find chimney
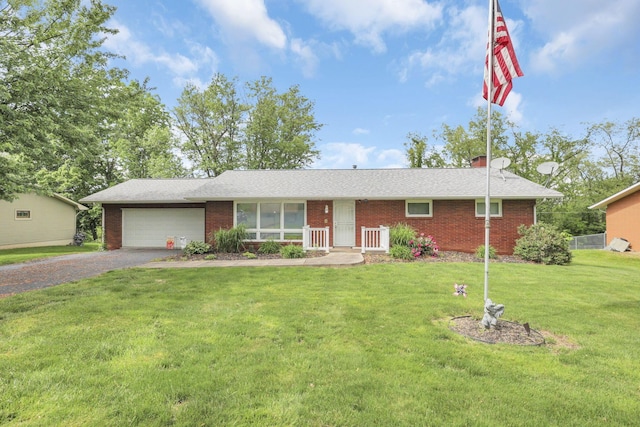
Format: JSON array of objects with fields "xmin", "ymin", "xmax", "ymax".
[{"xmin": 471, "ymin": 155, "xmax": 487, "ymax": 168}]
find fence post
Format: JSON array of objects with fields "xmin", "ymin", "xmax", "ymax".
[
  {"xmin": 302, "ymin": 225, "xmax": 309, "ymax": 252},
  {"xmin": 324, "ymin": 226, "xmax": 330, "ymax": 253},
  {"xmin": 381, "ymin": 225, "xmax": 390, "ymax": 253}
]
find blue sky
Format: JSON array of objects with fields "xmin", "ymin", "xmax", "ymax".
[{"xmin": 103, "ymin": 0, "xmax": 640, "ymax": 169}]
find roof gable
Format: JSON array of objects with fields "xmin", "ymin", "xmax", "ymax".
[{"xmin": 589, "ymin": 181, "xmax": 640, "ymax": 209}]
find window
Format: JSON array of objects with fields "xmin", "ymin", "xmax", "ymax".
[
  {"xmin": 235, "ymin": 201, "xmax": 306, "ymax": 241},
  {"xmin": 406, "ymin": 200, "xmax": 432, "ymax": 217},
  {"xmin": 15, "ymin": 210, "xmax": 31, "ymax": 220},
  {"xmin": 476, "ymin": 199, "xmax": 502, "ymax": 217}
]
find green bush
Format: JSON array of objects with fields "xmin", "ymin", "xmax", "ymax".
[
  {"xmin": 258, "ymin": 239, "xmax": 281, "ymax": 254},
  {"xmin": 389, "ymin": 245, "xmax": 414, "ymax": 260},
  {"xmin": 475, "ymin": 245, "xmax": 497, "ymax": 259},
  {"xmin": 280, "ymin": 244, "xmax": 305, "ymax": 259},
  {"xmin": 390, "ymin": 223, "xmax": 416, "ymax": 247},
  {"xmin": 183, "ymin": 241, "xmax": 211, "ymax": 256},
  {"xmin": 204, "ymin": 254, "xmax": 217, "ymax": 260},
  {"xmin": 242, "ymin": 251, "xmax": 257, "ymax": 259},
  {"xmin": 513, "ymin": 223, "xmax": 572, "ymax": 265},
  {"xmin": 210, "ymin": 225, "xmax": 248, "ymax": 253}
]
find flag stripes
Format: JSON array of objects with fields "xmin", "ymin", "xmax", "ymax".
[{"xmin": 483, "ymin": 0, "xmax": 523, "ymax": 106}]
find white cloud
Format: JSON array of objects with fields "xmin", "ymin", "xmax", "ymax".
[
  {"xmin": 290, "ymin": 38, "xmax": 319, "ymax": 78},
  {"xmin": 398, "ymin": 5, "xmax": 488, "ymax": 83},
  {"xmin": 103, "ymin": 20, "xmax": 217, "ymax": 80},
  {"xmin": 300, "ymin": 0, "xmax": 442, "ymax": 53},
  {"xmin": 525, "ymin": 0, "xmax": 640, "ymax": 73},
  {"xmin": 470, "ymin": 90, "xmax": 524, "ymax": 126},
  {"xmin": 352, "ymin": 128, "xmax": 370, "ymax": 135},
  {"xmin": 313, "ymin": 142, "xmax": 406, "ymax": 169},
  {"xmin": 376, "ymin": 149, "xmax": 406, "ymax": 168},
  {"xmin": 313, "ymin": 142, "xmax": 377, "ymax": 169},
  {"xmin": 195, "ymin": 0, "xmax": 287, "ymax": 50}
]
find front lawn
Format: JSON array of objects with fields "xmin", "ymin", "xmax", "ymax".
[
  {"xmin": 0, "ymin": 243, "xmax": 101, "ymax": 266},
  {"xmin": 0, "ymin": 251, "xmax": 639, "ymax": 425}
]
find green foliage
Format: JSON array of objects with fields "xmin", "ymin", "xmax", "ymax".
[
  {"xmin": 475, "ymin": 245, "xmax": 497, "ymax": 259},
  {"xmin": 204, "ymin": 254, "xmax": 217, "ymax": 260},
  {"xmin": 174, "ymin": 74, "xmax": 322, "ymax": 177},
  {"xmin": 242, "ymin": 252, "xmax": 257, "ymax": 259},
  {"xmin": 257, "ymin": 239, "xmax": 281, "ymax": 254},
  {"xmin": 183, "ymin": 241, "xmax": 211, "ymax": 256},
  {"xmin": 389, "ymin": 245, "xmax": 414, "ymax": 260},
  {"xmin": 280, "ymin": 244, "xmax": 305, "ymax": 259},
  {"xmin": 210, "ymin": 225, "xmax": 248, "ymax": 253},
  {"xmin": 513, "ymin": 223, "xmax": 573, "ymax": 265},
  {"xmin": 389, "ymin": 223, "xmax": 417, "ymax": 247}
]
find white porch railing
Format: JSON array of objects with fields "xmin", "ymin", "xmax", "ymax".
[
  {"xmin": 302, "ymin": 226, "xmax": 330, "ymax": 253},
  {"xmin": 361, "ymin": 226, "xmax": 390, "ymax": 254}
]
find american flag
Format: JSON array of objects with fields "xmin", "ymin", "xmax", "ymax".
[{"xmin": 483, "ymin": 0, "xmax": 523, "ymax": 106}]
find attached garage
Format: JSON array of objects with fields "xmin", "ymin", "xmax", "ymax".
[{"xmin": 122, "ymin": 208, "xmax": 205, "ymax": 248}]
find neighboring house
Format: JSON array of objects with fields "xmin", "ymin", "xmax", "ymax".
[
  {"xmin": 589, "ymin": 181, "xmax": 640, "ymax": 251},
  {"xmin": 80, "ymin": 158, "xmax": 562, "ymax": 254},
  {"xmin": 0, "ymin": 193, "xmax": 88, "ymax": 250}
]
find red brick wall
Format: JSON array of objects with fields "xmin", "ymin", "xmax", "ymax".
[
  {"xmin": 102, "ymin": 203, "xmax": 206, "ymax": 250},
  {"xmin": 104, "ymin": 199, "xmax": 535, "ymax": 254},
  {"xmin": 307, "ymin": 200, "xmax": 333, "ymax": 246},
  {"xmin": 205, "ymin": 201, "xmax": 234, "ymax": 243},
  {"xmin": 354, "ymin": 199, "xmax": 534, "ymax": 254}
]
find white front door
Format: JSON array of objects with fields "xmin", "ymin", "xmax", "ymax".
[{"xmin": 334, "ymin": 200, "xmax": 355, "ymax": 247}]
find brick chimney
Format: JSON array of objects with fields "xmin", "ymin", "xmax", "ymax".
[{"xmin": 471, "ymin": 155, "xmax": 487, "ymax": 168}]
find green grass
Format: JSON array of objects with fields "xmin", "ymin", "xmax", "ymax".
[
  {"xmin": 1, "ymin": 251, "xmax": 639, "ymax": 425},
  {"xmin": 0, "ymin": 243, "xmax": 101, "ymax": 266}
]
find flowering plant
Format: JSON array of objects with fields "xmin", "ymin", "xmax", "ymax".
[{"xmin": 408, "ymin": 233, "xmax": 439, "ymax": 258}]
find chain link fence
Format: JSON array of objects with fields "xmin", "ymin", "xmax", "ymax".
[{"xmin": 569, "ymin": 233, "xmax": 607, "ymax": 250}]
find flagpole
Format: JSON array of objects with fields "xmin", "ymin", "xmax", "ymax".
[{"xmin": 484, "ymin": 0, "xmax": 495, "ymax": 302}]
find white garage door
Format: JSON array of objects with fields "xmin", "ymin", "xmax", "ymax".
[{"xmin": 122, "ymin": 208, "xmax": 205, "ymax": 248}]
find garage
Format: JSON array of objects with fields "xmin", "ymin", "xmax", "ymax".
[{"xmin": 122, "ymin": 208, "xmax": 205, "ymax": 248}]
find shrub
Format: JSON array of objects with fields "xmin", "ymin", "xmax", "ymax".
[
  {"xmin": 409, "ymin": 234, "xmax": 439, "ymax": 258},
  {"xmin": 210, "ymin": 225, "xmax": 248, "ymax": 253},
  {"xmin": 280, "ymin": 244, "xmax": 305, "ymax": 259},
  {"xmin": 390, "ymin": 223, "xmax": 416, "ymax": 247},
  {"xmin": 243, "ymin": 251, "xmax": 257, "ymax": 259},
  {"xmin": 475, "ymin": 245, "xmax": 497, "ymax": 259},
  {"xmin": 390, "ymin": 245, "xmax": 414, "ymax": 260},
  {"xmin": 204, "ymin": 254, "xmax": 217, "ymax": 260},
  {"xmin": 258, "ymin": 239, "xmax": 281, "ymax": 254},
  {"xmin": 183, "ymin": 241, "xmax": 211, "ymax": 256},
  {"xmin": 513, "ymin": 223, "xmax": 572, "ymax": 265}
]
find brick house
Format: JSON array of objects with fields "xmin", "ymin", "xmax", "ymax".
[
  {"xmin": 589, "ymin": 181, "xmax": 640, "ymax": 251},
  {"xmin": 80, "ymin": 160, "xmax": 562, "ymax": 254}
]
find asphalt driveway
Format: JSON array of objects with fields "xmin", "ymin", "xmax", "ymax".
[{"xmin": 0, "ymin": 249, "xmax": 179, "ymax": 297}]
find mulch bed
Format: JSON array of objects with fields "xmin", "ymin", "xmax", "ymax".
[
  {"xmin": 448, "ymin": 316, "xmax": 546, "ymax": 345},
  {"xmin": 363, "ymin": 251, "xmax": 531, "ymax": 264}
]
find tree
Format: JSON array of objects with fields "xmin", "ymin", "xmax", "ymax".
[
  {"xmin": 0, "ymin": 0, "xmax": 123, "ymax": 200},
  {"xmin": 174, "ymin": 74, "xmax": 322, "ymax": 176},
  {"xmin": 404, "ymin": 133, "xmax": 445, "ymax": 168},
  {"xmin": 173, "ymin": 74, "xmax": 247, "ymax": 177},
  {"xmin": 244, "ymin": 77, "xmax": 321, "ymax": 170},
  {"xmin": 437, "ymin": 108, "xmax": 509, "ymax": 167},
  {"xmin": 587, "ymin": 118, "xmax": 640, "ymax": 181}
]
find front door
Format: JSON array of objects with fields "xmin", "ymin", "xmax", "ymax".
[{"xmin": 334, "ymin": 200, "xmax": 355, "ymax": 247}]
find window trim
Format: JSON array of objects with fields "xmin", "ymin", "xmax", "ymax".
[
  {"xmin": 475, "ymin": 199, "xmax": 503, "ymax": 217},
  {"xmin": 15, "ymin": 209, "xmax": 32, "ymax": 220},
  {"xmin": 234, "ymin": 200, "xmax": 307, "ymax": 241},
  {"xmin": 405, "ymin": 200, "xmax": 433, "ymax": 218}
]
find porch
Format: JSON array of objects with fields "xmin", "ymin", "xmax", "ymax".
[{"xmin": 302, "ymin": 225, "xmax": 389, "ymax": 254}]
